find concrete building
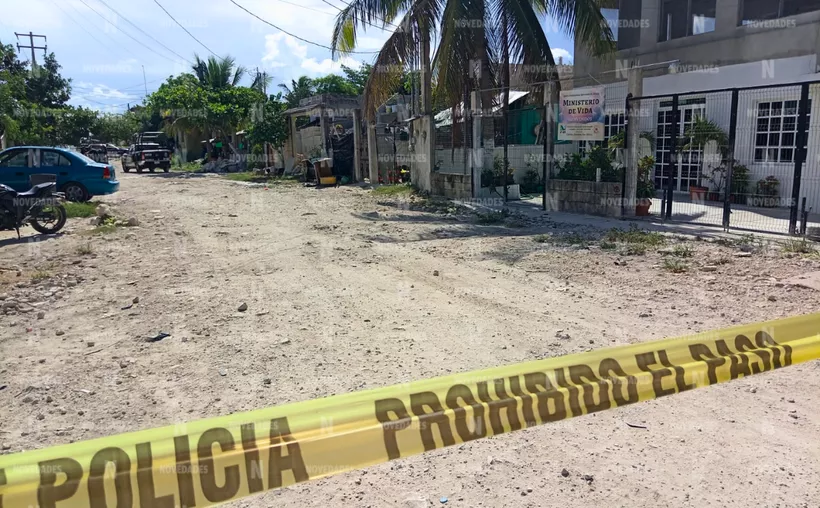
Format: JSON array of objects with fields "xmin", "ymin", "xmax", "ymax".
[
  {"xmin": 283, "ymin": 94, "xmax": 362, "ymax": 181},
  {"xmin": 567, "ymin": 0, "xmax": 820, "ymax": 232}
]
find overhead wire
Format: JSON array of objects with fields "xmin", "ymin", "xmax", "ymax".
[
  {"xmin": 151, "ymin": 0, "xmax": 217, "ymax": 57},
  {"xmin": 75, "ymin": 0, "xmax": 182, "ymax": 64},
  {"xmin": 228, "ymin": 0, "xmax": 381, "ymax": 54},
  {"xmin": 93, "ymin": 0, "xmax": 194, "ymax": 64}
]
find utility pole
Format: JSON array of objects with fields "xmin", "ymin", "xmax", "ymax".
[
  {"xmin": 142, "ymin": 65, "xmax": 148, "ymax": 96},
  {"xmin": 15, "ymin": 32, "xmax": 47, "ymax": 67}
]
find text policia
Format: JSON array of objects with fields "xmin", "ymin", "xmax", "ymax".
[{"xmin": 0, "ymin": 314, "xmax": 818, "ymax": 508}]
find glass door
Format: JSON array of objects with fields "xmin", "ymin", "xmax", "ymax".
[{"xmin": 655, "ymin": 98, "xmax": 706, "ymax": 191}]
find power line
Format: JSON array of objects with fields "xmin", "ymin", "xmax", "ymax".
[
  {"xmin": 228, "ymin": 0, "xmax": 380, "ymax": 54},
  {"xmin": 49, "ymin": 0, "xmax": 123, "ymax": 60},
  {"xmin": 319, "ymin": 0, "xmax": 343, "ymax": 12},
  {"xmin": 331, "ymin": 0, "xmax": 398, "ymax": 29},
  {"xmin": 152, "ymin": 0, "xmax": 217, "ymax": 57},
  {"xmin": 76, "ymin": 0, "xmax": 182, "ymax": 64},
  {"xmin": 62, "ymin": 0, "xmax": 145, "ymax": 63},
  {"xmin": 273, "ymin": 0, "xmax": 336, "ymax": 16},
  {"xmin": 93, "ymin": 0, "xmax": 194, "ymax": 64}
]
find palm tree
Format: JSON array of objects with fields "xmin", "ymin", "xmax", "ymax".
[
  {"xmin": 331, "ymin": 0, "xmax": 615, "ymax": 119},
  {"xmin": 251, "ymin": 70, "xmax": 273, "ymax": 96},
  {"xmin": 192, "ymin": 55, "xmax": 246, "ymax": 89},
  {"xmin": 278, "ymin": 76, "xmax": 315, "ymax": 108}
]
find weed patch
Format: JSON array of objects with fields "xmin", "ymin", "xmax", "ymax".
[
  {"xmin": 372, "ymin": 184, "xmax": 415, "ymax": 196},
  {"xmin": 605, "ymin": 224, "xmax": 665, "ymax": 246},
  {"xmin": 64, "ymin": 202, "xmax": 97, "ymax": 218},
  {"xmin": 663, "ymin": 258, "xmax": 689, "ymax": 273}
]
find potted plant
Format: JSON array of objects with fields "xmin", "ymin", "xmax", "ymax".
[
  {"xmin": 681, "ymin": 117, "xmax": 729, "ymax": 201},
  {"xmin": 730, "ymin": 162, "xmax": 750, "ymax": 205},
  {"xmin": 754, "ymin": 176, "xmax": 780, "ymax": 207},
  {"xmin": 705, "ymin": 163, "xmax": 726, "ymax": 201},
  {"xmin": 636, "ymin": 155, "xmax": 656, "ymax": 216}
]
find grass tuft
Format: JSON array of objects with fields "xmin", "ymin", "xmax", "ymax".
[
  {"xmin": 31, "ymin": 270, "xmax": 51, "ymax": 282},
  {"xmin": 64, "ymin": 202, "xmax": 97, "ymax": 218},
  {"xmin": 605, "ymin": 224, "xmax": 665, "ymax": 247},
  {"xmin": 782, "ymin": 238, "xmax": 816, "ymax": 254},
  {"xmin": 372, "ymin": 184, "xmax": 415, "ymax": 196},
  {"xmin": 76, "ymin": 243, "xmax": 93, "ymax": 256},
  {"xmin": 671, "ymin": 244, "xmax": 694, "ymax": 258},
  {"xmin": 663, "ymin": 258, "xmax": 689, "ymax": 273}
]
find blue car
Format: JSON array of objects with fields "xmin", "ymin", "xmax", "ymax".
[{"xmin": 0, "ymin": 146, "xmax": 119, "ymax": 201}]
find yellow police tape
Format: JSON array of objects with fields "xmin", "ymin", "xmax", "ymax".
[{"xmin": 2, "ymin": 313, "xmax": 820, "ymax": 507}]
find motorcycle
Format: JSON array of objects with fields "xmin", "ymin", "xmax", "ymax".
[{"xmin": 0, "ymin": 182, "xmax": 67, "ymax": 238}]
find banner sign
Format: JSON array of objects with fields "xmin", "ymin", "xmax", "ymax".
[{"xmin": 558, "ymin": 87, "xmax": 606, "ymax": 141}]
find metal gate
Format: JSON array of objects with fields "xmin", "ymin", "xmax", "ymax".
[{"xmin": 627, "ymin": 81, "xmax": 820, "ymax": 235}]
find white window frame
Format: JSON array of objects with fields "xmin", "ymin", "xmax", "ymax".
[
  {"xmin": 753, "ymin": 99, "xmax": 809, "ymax": 164},
  {"xmin": 578, "ymin": 113, "xmax": 626, "ymax": 155}
]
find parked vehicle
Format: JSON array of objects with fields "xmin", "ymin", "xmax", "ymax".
[
  {"xmin": 0, "ymin": 146, "xmax": 119, "ymax": 202},
  {"xmin": 105, "ymin": 143, "xmax": 128, "ymax": 156},
  {"xmin": 81, "ymin": 144, "xmax": 109, "ymax": 164},
  {"xmin": 121, "ymin": 143, "xmax": 172, "ymax": 173},
  {"xmin": 0, "ymin": 180, "xmax": 67, "ymax": 237}
]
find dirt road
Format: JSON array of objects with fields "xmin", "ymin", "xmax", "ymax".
[{"xmin": 2, "ymin": 168, "xmax": 819, "ymax": 507}]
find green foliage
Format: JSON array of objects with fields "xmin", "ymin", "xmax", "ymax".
[
  {"xmin": 147, "ymin": 70, "xmax": 265, "ymax": 141},
  {"xmin": 756, "ymin": 176, "xmax": 780, "ymax": 197},
  {"xmin": 555, "ymin": 146, "xmax": 620, "ymax": 182},
  {"xmin": 246, "ymin": 97, "xmax": 288, "ymax": 155},
  {"xmin": 731, "ymin": 162, "xmax": 750, "ymax": 196},
  {"xmin": 476, "ymin": 210, "xmax": 509, "ymax": 224},
  {"xmin": 341, "ymin": 64, "xmax": 371, "ymax": 94},
  {"xmin": 782, "ymin": 238, "xmax": 816, "ymax": 254},
  {"xmin": 682, "ymin": 117, "xmax": 729, "ymax": 158},
  {"xmin": 669, "ymin": 244, "xmax": 694, "ymax": 258},
  {"xmin": 278, "ymin": 76, "xmax": 315, "ymax": 108},
  {"xmin": 520, "ymin": 167, "xmax": 542, "ymax": 194},
  {"xmin": 372, "ymin": 184, "xmax": 415, "ymax": 196},
  {"xmin": 533, "ymin": 234, "xmax": 552, "ymax": 243},
  {"xmin": 64, "ymin": 202, "xmax": 97, "ymax": 218},
  {"xmin": 605, "ymin": 224, "xmax": 665, "ymax": 246},
  {"xmin": 192, "ymin": 55, "xmax": 246, "ymax": 90},
  {"xmin": 619, "ymin": 243, "xmax": 647, "ymax": 256},
  {"xmin": 481, "ymin": 156, "xmax": 515, "ymax": 188},
  {"xmin": 95, "ymin": 112, "xmax": 141, "ymax": 145},
  {"xmin": 636, "ymin": 155, "xmax": 656, "ymax": 199},
  {"xmin": 313, "ymin": 74, "xmax": 359, "ymax": 96},
  {"xmin": 662, "ymin": 258, "xmax": 689, "ymax": 273}
]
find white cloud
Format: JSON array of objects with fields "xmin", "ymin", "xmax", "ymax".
[
  {"xmin": 263, "ymin": 33, "xmax": 309, "ymax": 69},
  {"xmin": 552, "ymin": 48, "xmax": 573, "ymax": 63},
  {"xmin": 300, "ymin": 56, "xmax": 361, "ymax": 75},
  {"xmin": 73, "ymin": 82, "xmax": 137, "ymax": 101}
]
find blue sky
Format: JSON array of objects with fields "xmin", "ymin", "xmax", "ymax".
[{"xmin": 0, "ymin": 0, "xmax": 575, "ymax": 112}]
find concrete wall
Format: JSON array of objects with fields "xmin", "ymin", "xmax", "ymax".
[
  {"xmin": 575, "ymin": 0, "xmax": 820, "ymax": 82},
  {"xmin": 431, "ymin": 172, "xmax": 472, "ymax": 199},
  {"xmin": 547, "ymin": 180, "xmax": 623, "ymax": 217}
]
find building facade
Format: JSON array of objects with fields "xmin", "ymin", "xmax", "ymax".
[{"xmin": 567, "ymin": 0, "xmax": 820, "ymax": 232}]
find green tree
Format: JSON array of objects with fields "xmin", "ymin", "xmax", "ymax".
[
  {"xmin": 192, "ymin": 55, "xmax": 246, "ymax": 90},
  {"xmin": 278, "ymin": 76, "xmax": 314, "ymax": 108},
  {"xmin": 313, "ymin": 74, "xmax": 359, "ymax": 96},
  {"xmin": 53, "ymin": 106, "xmax": 98, "ymax": 145},
  {"xmin": 25, "ymin": 52, "xmax": 71, "ymax": 108},
  {"xmin": 247, "ymin": 94, "xmax": 289, "ymax": 166},
  {"xmin": 341, "ymin": 64, "xmax": 372, "ymax": 94},
  {"xmin": 95, "ymin": 113, "xmax": 141, "ymax": 144},
  {"xmin": 331, "ymin": 0, "xmax": 614, "ymax": 118}
]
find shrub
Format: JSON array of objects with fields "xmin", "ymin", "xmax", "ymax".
[
  {"xmin": 663, "ymin": 258, "xmax": 689, "ymax": 273},
  {"xmin": 555, "ymin": 146, "xmax": 620, "ymax": 182}
]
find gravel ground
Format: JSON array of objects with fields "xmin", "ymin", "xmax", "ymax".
[{"xmin": 1, "ymin": 166, "xmax": 819, "ymax": 507}]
